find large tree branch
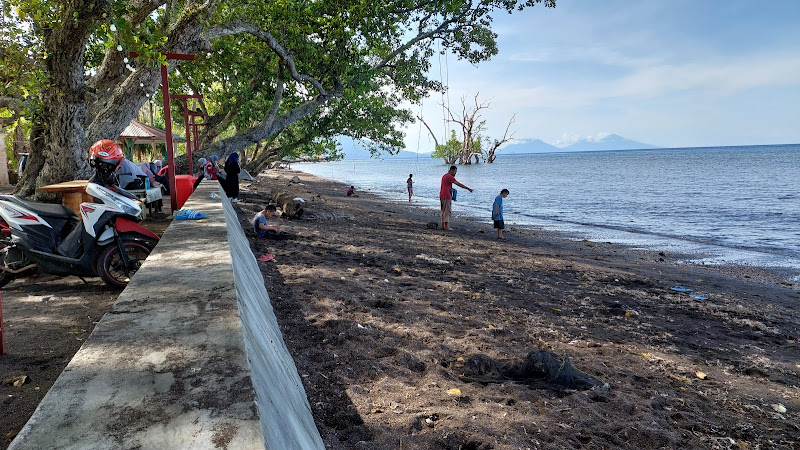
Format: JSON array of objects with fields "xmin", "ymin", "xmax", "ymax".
[
  {"xmin": 374, "ymin": 3, "xmax": 474, "ymax": 71},
  {"xmin": 87, "ymin": 0, "xmax": 218, "ymax": 143},
  {"xmin": 90, "ymin": 1, "xmax": 165, "ymax": 93},
  {"xmin": 203, "ymin": 20, "xmax": 331, "ymax": 97},
  {"xmin": 0, "ymin": 96, "xmax": 23, "ymax": 115},
  {"xmin": 416, "ymin": 115, "xmax": 440, "ymax": 148},
  {"xmin": 204, "ymin": 81, "xmax": 344, "ymax": 159}
]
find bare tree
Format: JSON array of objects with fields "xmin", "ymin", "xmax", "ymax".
[
  {"xmin": 485, "ymin": 114, "xmax": 516, "ymax": 163},
  {"xmin": 419, "ymin": 94, "xmax": 515, "ymax": 165}
]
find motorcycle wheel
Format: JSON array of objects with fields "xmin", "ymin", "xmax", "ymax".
[{"xmin": 96, "ymin": 240, "xmax": 151, "ymax": 288}]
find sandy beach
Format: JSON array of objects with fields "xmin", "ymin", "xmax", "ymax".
[{"xmin": 232, "ymin": 168, "xmax": 799, "ymax": 449}]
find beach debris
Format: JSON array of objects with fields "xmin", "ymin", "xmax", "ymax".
[
  {"xmin": 690, "ymin": 294, "xmax": 707, "ymax": 301},
  {"xmin": 392, "ymin": 266, "xmax": 402, "ymax": 275},
  {"xmin": 416, "ymin": 254, "xmax": 450, "ymax": 265},
  {"xmin": 771, "ymin": 403, "xmax": 787, "ymax": 413},
  {"xmin": 669, "ymin": 374, "xmax": 691, "ymax": 384},
  {"xmin": 695, "ymin": 370, "xmax": 707, "ymax": 380},
  {"xmin": 447, "ymin": 388, "xmax": 462, "ymax": 396},
  {"xmin": 258, "ymin": 254, "xmax": 275, "ymax": 262},
  {"xmin": 425, "ymin": 414, "xmax": 439, "ymax": 427},
  {"xmin": 670, "ymin": 286, "xmax": 693, "ymax": 293},
  {"xmin": 448, "ymin": 351, "xmax": 602, "ymax": 390},
  {"xmin": 426, "ymin": 222, "xmax": 439, "ymax": 229},
  {"xmin": 3, "ymin": 375, "xmax": 29, "ymax": 387}
]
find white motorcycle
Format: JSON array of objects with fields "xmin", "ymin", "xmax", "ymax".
[{"xmin": 0, "ymin": 140, "xmax": 159, "ymax": 288}]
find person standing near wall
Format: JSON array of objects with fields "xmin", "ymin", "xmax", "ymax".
[{"xmin": 222, "ymin": 153, "xmax": 241, "ymax": 203}]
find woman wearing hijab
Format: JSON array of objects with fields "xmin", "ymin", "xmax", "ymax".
[
  {"xmin": 152, "ymin": 160, "xmax": 170, "ymax": 195},
  {"xmin": 222, "ymin": 152, "xmax": 241, "ymax": 202},
  {"xmin": 193, "ymin": 157, "xmax": 208, "ymax": 190},
  {"xmin": 141, "ymin": 162, "xmax": 156, "ymax": 184},
  {"xmin": 208, "ymin": 155, "xmax": 221, "ymax": 180}
]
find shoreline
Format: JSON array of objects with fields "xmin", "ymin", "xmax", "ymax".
[{"xmin": 290, "ymin": 166, "xmax": 800, "ymax": 287}]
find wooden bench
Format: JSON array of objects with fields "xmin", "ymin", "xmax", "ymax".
[{"xmin": 36, "ymin": 180, "xmax": 91, "ymax": 218}]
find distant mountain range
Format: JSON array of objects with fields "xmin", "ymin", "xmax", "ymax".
[
  {"xmin": 337, "ymin": 134, "xmax": 658, "ymax": 159},
  {"xmin": 338, "ymin": 137, "xmax": 430, "ymax": 160},
  {"xmin": 501, "ymin": 134, "xmax": 658, "ymax": 155},
  {"xmin": 499, "ymin": 139, "xmax": 561, "ymax": 154},
  {"xmin": 560, "ymin": 134, "xmax": 659, "ymax": 152}
]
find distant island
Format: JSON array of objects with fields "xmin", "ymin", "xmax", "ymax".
[{"xmin": 337, "ymin": 134, "xmax": 659, "ymax": 160}]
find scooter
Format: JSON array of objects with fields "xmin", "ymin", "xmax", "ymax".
[{"xmin": 0, "ymin": 141, "xmax": 160, "ymax": 288}]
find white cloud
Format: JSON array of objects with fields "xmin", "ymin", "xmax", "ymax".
[
  {"xmin": 555, "ymin": 132, "xmax": 613, "ymax": 147},
  {"xmin": 611, "ymin": 53, "xmax": 800, "ymax": 100},
  {"xmin": 507, "ymin": 45, "xmax": 663, "ymax": 69},
  {"xmin": 462, "ymin": 52, "xmax": 800, "ymax": 114}
]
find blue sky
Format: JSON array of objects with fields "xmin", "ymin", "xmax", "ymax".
[{"xmin": 403, "ymin": 0, "xmax": 800, "ymax": 151}]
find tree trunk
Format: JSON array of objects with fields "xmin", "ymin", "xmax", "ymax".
[
  {"xmin": 269, "ymin": 189, "xmax": 305, "ymax": 219},
  {"xmin": 18, "ymin": 5, "xmax": 99, "ymax": 198}
]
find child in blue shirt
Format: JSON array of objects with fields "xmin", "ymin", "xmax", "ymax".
[
  {"xmin": 253, "ymin": 205, "xmax": 278, "ymax": 237},
  {"xmin": 492, "ymin": 189, "xmax": 509, "ymax": 239}
]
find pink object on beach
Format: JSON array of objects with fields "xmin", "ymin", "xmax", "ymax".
[{"xmin": 258, "ymin": 254, "xmax": 276, "ymax": 262}]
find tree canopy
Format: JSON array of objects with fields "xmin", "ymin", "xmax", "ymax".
[{"xmin": 0, "ymin": 0, "xmax": 556, "ymax": 195}]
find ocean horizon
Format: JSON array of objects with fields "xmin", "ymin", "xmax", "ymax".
[{"xmin": 295, "ymin": 144, "xmax": 800, "ymax": 279}]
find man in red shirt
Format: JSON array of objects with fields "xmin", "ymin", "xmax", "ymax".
[{"xmin": 439, "ymin": 165, "xmax": 473, "ymax": 230}]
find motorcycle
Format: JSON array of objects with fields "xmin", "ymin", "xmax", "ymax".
[{"xmin": 0, "ymin": 140, "xmax": 160, "ymax": 288}]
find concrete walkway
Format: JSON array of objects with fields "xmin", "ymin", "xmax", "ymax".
[{"xmin": 10, "ymin": 182, "xmax": 263, "ymax": 449}]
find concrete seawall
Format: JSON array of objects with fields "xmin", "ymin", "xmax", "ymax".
[{"xmin": 10, "ymin": 181, "xmax": 321, "ymax": 449}]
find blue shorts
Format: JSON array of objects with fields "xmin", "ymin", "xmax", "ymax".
[{"xmin": 493, "ymin": 220, "xmax": 504, "ymax": 230}]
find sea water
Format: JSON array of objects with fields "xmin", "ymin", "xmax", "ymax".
[{"xmin": 295, "ymin": 144, "xmax": 800, "ymax": 275}]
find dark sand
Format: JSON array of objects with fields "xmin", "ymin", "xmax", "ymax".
[{"xmin": 236, "ymin": 168, "xmax": 799, "ymax": 449}]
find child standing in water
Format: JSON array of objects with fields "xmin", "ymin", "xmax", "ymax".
[
  {"xmin": 492, "ymin": 189, "xmax": 509, "ymax": 239},
  {"xmin": 406, "ymin": 174, "xmax": 414, "ymax": 202}
]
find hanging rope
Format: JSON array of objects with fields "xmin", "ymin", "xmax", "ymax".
[
  {"xmin": 437, "ymin": 40, "xmax": 448, "ymax": 144},
  {"xmin": 444, "ymin": 47, "xmax": 451, "ymax": 125},
  {"xmin": 415, "ymin": 99, "xmax": 424, "ymax": 172}
]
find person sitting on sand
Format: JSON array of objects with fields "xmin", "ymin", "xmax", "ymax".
[
  {"xmin": 492, "ymin": 189, "xmax": 509, "ymax": 239},
  {"xmin": 439, "ymin": 165, "xmax": 473, "ymax": 231},
  {"xmin": 347, "ymin": 186, "xmax": 355, "ymax": 197},
  {"xmin": 253, "ymin": 205, "xmax": 281, "ymax": 238},
  {"xmin": 407, "ymin": 174, "xmax": 413, "ymax": 202}
]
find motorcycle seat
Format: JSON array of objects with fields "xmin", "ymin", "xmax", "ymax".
[{"xmin": 5, "ymin": 195, "xmax": 79, "ymax": 220}]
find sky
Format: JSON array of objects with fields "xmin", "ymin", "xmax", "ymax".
[{"xmin": 402, "ymin": 0, "xmax": 800, "ymax": 151}]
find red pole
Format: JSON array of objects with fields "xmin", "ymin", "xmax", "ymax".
[
  {"xmin": 182, "ymin": 99, "xmax": 192, "ymax": 176},
  {"xmin": 160, "ymin": 64, "xmax": 178, "ymax": 213}
]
